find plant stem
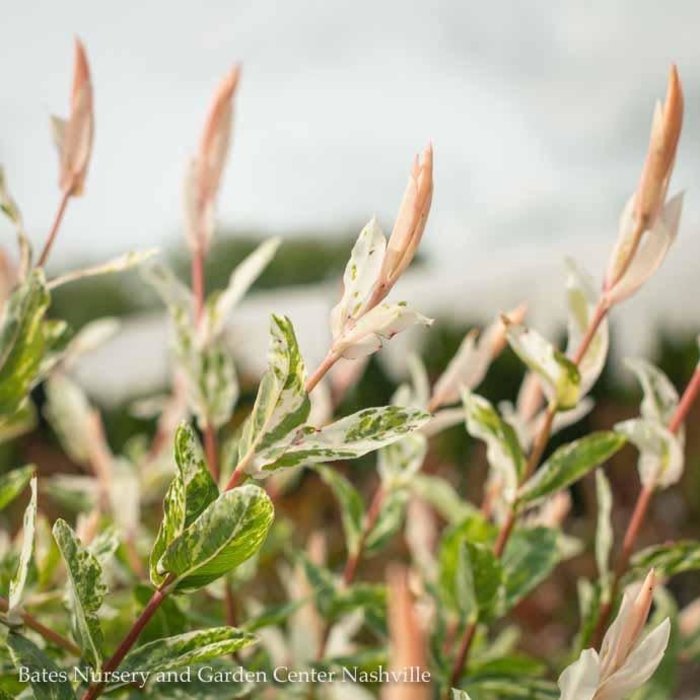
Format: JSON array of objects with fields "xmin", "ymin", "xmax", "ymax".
[
  {"xmin": 447, "ymin": 620, "xmax": 477, "ymax": 695},
  {"xmin": 591, "ymin": 365, "xmax": 700, "ymax": 647},
  {"xmin": 81, "ymin": 579, "xmax": 172, "ymax": 700},
  {"xmin": 0, "ymin": 596, "xmax": 81, "ymax": 656},
  {"xmin": 305, "ymin": 351, "xmax": 340, "ymax": 394},
  {"xmin": 341, "ymin": 487, "xmax": 385, "ymax": 586},
  {"xmin": 37, "ymin": 189, "xmax": 71, "ymax": 268}
]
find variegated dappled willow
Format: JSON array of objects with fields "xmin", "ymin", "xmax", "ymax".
[{"xmin": 0, "ymin": 40, "xmax": 699, "ymax": 700}]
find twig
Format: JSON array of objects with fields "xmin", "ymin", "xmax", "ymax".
[{"xmin": 37, "ymin": 189, "xmax": 71, "ymax": 268}]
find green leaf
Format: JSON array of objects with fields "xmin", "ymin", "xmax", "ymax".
[
  {"xmin": 502, "ymin": 527, "xmax": 559, "ymax": 610},
  {"xmin": 6, "ymin": 633, "xmax": 76, "ymax": 700},
  {"xmin": 7, "ymin": 476, "xmax": 37, "ymax": 619},
  {"xmin": 0, "ymin": 399, "xmax": 37, "ymax": 444},
  {"xmin": 518, "ymin": 432, "xmax": 626, "ymax": 505},
  {"xmin": 52, "ymin": 518, "xmax": 106, "ymax": 669},
  {"xmin": 505, "ymin": 322, "xmax": 581, "ymax": 410},
  {"xmin": 120, "ymin": 627, "xmax": 255, "ymax": 675},
  {"xmin": 463, "ymin": 390, "xmax": 525, "ymax": 502},
  {"xmin": 410, "ymin": 474, "xmax": 480, "ymax": 524},
  {"xmin": 0, "ymin": 464, "xmax": 35, "ymax": 511},
  {"xmin": 150, "ymin": 423, "xmax": 219, "ymax": 587},
  {"xmin": 629, "ymin": 541, "xmax": 700, "ymax": 579},
  {"xmin": 235, "ymin": 315, "xmax": 309, "ymax": 471},
  {"xmin": 317, "ymin": 466, "xmax": 364, "ymax": 556},
  {"xmin": 452, "ymin": 691, "xmax": 473, "ymax": 699},
  {"xmin": 255, "ymin": 405, "xmax": 430, "ymax": 473},
  {"xmin": 158, "ymin": 484, "xmax": 274, "ymax": 592}
]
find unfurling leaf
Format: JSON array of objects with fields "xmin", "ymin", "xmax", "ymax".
[
  {"xmin": 157, "ymin": 484, "xmax": 274, "ymax": 592},
  {"xmin": 462, "ymin": 390, "xmax": 525, "ymax": 503},
  {"xmin": 0, "ymin": 464, "xmax": 35, "ymax": 511},
  {"xmin": 53, "ymin": 518, "xmax": 106, "ymax": 669},
  {"xmin": 7, "ymin": 476, "xmax": 38, "ymax": 622},
  {"xmin": 505, "ymin": 322, "xmax": 580, "ymax": 410},
  {"xmin": 519, "ymin": 432, "xmax": 626, "ymax": 505},
  {"xmin": 615, "ymin": 418, "xmax": 683, "ymax": 489},
  {"xmin": 150, "ymin": 424, "xmax": 219, "ymax": 587},
  {"xmin": 120, "ymin": 627, "xmax": 256, "ymax": 675}
]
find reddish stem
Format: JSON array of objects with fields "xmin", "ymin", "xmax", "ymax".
[
  {"xmin": 448, "ymin": 620, "xmax": 477, "ymax": 692},
  {"xmin": 203, "ymin": 423, "xmax": 219, "ymax": 481},
  {"xmin": 305, "ymin": 352, "xmax": 340, "ymax": 394},
  {"xmin": 37, "ymin": 189, "xmax": 71, "ymax": 268},
  {"xmin": 342, "ymin": 487, "xmax": 385, "ymax": 586}
]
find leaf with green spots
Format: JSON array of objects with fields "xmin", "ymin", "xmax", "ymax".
[
  {"xmin": 158, "ymin": 484, "xmax": 274, "ymax": 592},
  {"xmin": 254, "ymin": 406, "xmax": 429, "ymax": 474},
  {"xmin": 6, "ymin": 633, "xmax": 76, "ymax": 700},
  {"xmin": 0, "ymin": 464, "xmax": 35, "ymax": 511},
  {"xmin": 52, "ymin": 518, "xmax": 106, "ymax": 669},
  {"xmin": 317, "ymin": 466, "xmax": 364, "ymax": 556},
  {"xmin": 518, "ymin": 432, "xmax": 626, "ymax": 505},
  {"xmin": 7, "ymin": 477, "xmax": 37, "ymax": 621},
  {"xmin": 505, "ymin": 321, "xmax": 580, "ymax": 410},
  {"xmin": 235, "ymin": 315, "xmax": 309, "ymax": 472},
  {"xmin": 629, "ymin": 541, "xmax": 700, "ymax": 579},
  {"xmin": 150, "ymin": 423, "xmax": 219, "ymax": 587},
  {"xmin": 120, "ymin": 627, "xmax": 256, "ymax": 675},
  {"xmin": 463, "ymin": 390, "xmax": 525, "ymax": 503},
  {"xmin": 502, "ymin": 527, "xmax": 559, "ymax": 610}
]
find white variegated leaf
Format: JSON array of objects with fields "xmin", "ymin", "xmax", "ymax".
[
  {"xmin": 47, "ymin": 249, "xmax": 158, "ymax": 289},
  {"xmin": 44, "ymin": 373, "xmax": 93, "ymax": 465},
  {"xmin": 505, "ymin": 323, "xmax": 580, "ymax": 410},
  {"xmin": 61, "ymin": 318, "xmax": 121, "ymax": 368},
  {"xmin": 625, "ymin": 358, "xmax": 679, "ymax": 425},
  {"xmin": 7, "ymin": 477, "xmax": 37, "ymax": 622},
  {"xmin": 615, "ymin": 418, "xmax": 684, "ymax": 488},
  {"xmin": 330, "ymin": 218, "xmax": 386, "ymax": 340},
  {"xmin": 565, "ymin": 259, "xmax": 608, "ymax": 397},
  {"xmin": 595, "ymin": 470, "xmax": 613, "ymax": 587},
  {"xmin": 557, "ymin": 648, "xmax": 600, "ymax": 700},
  {"xmin": 420, "ymin": 407, "xmax": 465, "ymax": 437},
  {"xmin": 378, "ymin": 433, "xmax": 427, "ymax": 488},
  {"xmin": 431, "ymin": 329, "xmax": 488, "ymax": 408}
]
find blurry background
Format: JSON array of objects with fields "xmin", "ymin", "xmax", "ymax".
[{"xmin": 2, "ymin": 1, "xmax": 700, "ymax": 688}]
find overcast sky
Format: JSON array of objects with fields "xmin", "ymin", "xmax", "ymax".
[{"xmin": 2, "ymin": 0, "xmax": 700, "ymax": 283}]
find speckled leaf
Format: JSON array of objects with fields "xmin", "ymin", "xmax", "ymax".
[
  {"xmin": 0, "ymin": 464, "xmax": 35, "ymax": 511},
  {"xmin": 121, "ymin": 627, "xmax": 256, "ymax": 675},
  {"xmin": 52, "ymin": 519, "xmax": 106, "ymax": 669},
  {"xmin": 254, "ymin": 406, "xmax": 429, "ymax": 474},
  {"xmin": 6, "ymin": 633, "xmax": 76, "ymax": 700},
  {"xmin": 158, "ymin": 484, "xmax": 274, "ymax": 592},
  {"xmin": 317, "ymin": 465, "xmax": 364, "ymax": 556},
  {"xmin": 615, "ymin": 418, "xmax": 683, "ymax": 489},
  {"xmin": 565, "ymin": 259, "xmax": 608, "ymax": 397},
  {"xmin": 235, "ymin": 315, "xmax": 309, "ymax": 469},
  {"xmin": 7, "ymin": 476, "xmax": 37, "ymax": 620},
  {"xmin": 150, "ymin": 424, "xmax": 219, "ymax": 587},
  {"xmin": 330, "ymin": 218, "xmax": 386, "ymax": 340},
  {"xmin": 463, "ymin": 390, "xmax": 525, "ymax": 503},
  {"xmin": 519, "ymin": 432, "xmax": 626, "ymax": 505},
  {"xmin": 506, "ymin": 322, "xmax": 580, "ymax": 410}
]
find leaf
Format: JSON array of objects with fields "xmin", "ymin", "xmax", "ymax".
[
  {"xmin": 452, "ymin": 691, "xmax": 473, "ymax": 699},
  {"xmin": 6, "ymin": 633, "xmax": 76, "ymax": 700},
  {"xmin": 519, "ymin": 432, "xmax": 626, "ymax": 505},
  {"xmin": 330, "ymin": 218, "xmax": 386, "ymax": 340},
  {"xmin": 47, "ymin": 249, "xmax": 158, "ymax": 289},
  {"xmin": 150, "ymin": 423, "xmax": 219, "ymax": 587},
  {"xmin": 317, "ymin": 465, "xmax": 364, "ymax": 556},
  {"xmin": 253, "ymin": 406, "xmax": 430, "ymax": 474},
  {"xmin": 0, "ymin": 464, "xmax": 35, "ymax": 511},
  {"xmin": 377, "ymin": 433, "xmax": 427, "ymax": 489},
  {"xmin": 565, "ymin": 259, "xmax": 608, "ymax": 397},
  {"xmin": 157, "ymin": 484, "xmax": 274, "ymax": 592},
  {"xmin": 502, "ymin": 527, "xmax": 559, "ymax": 610},
  {"xmin": 331, "ymin": 302, "xmax": 433, "ymax": 360},
  {"xmin": 44, "ymin": 373, "xmax": 93, "ymax": 465},
  {"xmin": 625, "ymin": 358, "xmax": 680, "ymax": 425},
  {"xmin": 630, "ymin": 541, "xmax": 700, "ymax": 579},
  {"xmin": 208, "ymin": 237, "xmax": 281, "ymax": 337},
  {"xmin": 0, "ymin": 399, "xmax": 37, "ymax": 444},
  {"xmin": 52, "ymin": 519, "xmax": 106, "ymax": 669},
  {"xmin": 365, "ymin": 488, "xmax": 408, "ymax": 554},
  {"xmin": 7, "ymin": 477, "xmax": 37, "ymax": 620},
  {"xmin": 235, "ymin": 315, "xmax": 309, "ymax": 469},
  {"xmin": 462, "ymin": 390, "xmax": 525, "ymax": 503},
  {"xmin": 120, "ymin": 627, "xmax": 255, "ymax": 675},
  {"xmin": 595, "ymin": 470, "xmax": 613, "ymax": 587},
  {"xmin": 557, "ymin": 648, "xmax": 600, "ymax": 700},
  {"xmin": 615, "ymin": 418, "xmax": 683, "ymax": 489},
  {"xmin": 134, "ymin": 584, "xmax": 187, "ymax": 644},
  {"xmin": 505, "ymin": 322, "xmax": 580, "ymax": 410},
  {"xmin": 410, "ymin": 474, "xmax": 480, "ymax": 524}
]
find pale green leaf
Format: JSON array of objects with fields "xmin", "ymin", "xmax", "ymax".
[
  {"xmin": 519, "ymin": 432, "xmax": 626, "ymax": 505},
  {"xmin": 317, "ymin": 466, "xmax": 364, "ymax": 556},
  {"xmin": 630, "ymin": 541, "xmax": 700, "ymax": 579},
  {"xmin": 52, "ymin": 519, "xmax": 106, "ymax": 669},
  {"xmin": 6, "ymin": 633, "xmax": 76, "ymax": 700},
  {"xmin": 452, "ymin": 691, "xmax": 473, "ymax": 699},
  {"xmin": 0, "ymin": 398, "xmax": 37, "ymax": 444},
  {"xmin": 158, "ymin": 484, "xmax": 274, "ymax": 592},
  {"xmin": 410, "ymin": 474, "xmax": 480, "ymax": 524},
  {"xmin": 377, "ymin": 433, "xmax": 427, "ymax": 489},
  {"xmin": 365, "ymin": 488, "xmax": 408, "ymax": 554},
  {"xmin": 120, "ymin": 627, "xmax": 256, "ymax": 675},
  {"xmin": 506, "ymin": 322, "xmax": 580, "ymax": 410},
  {"xmin": 595, "ymin": 470, "xmax": 613, "ymax": 586},
  {"xmin": 8, "ymin": 476, "xmax": 38, "ymax": 619},
  {"xmin": 0, "ymin": 464, "xmax": 35, "ymax": 511}
]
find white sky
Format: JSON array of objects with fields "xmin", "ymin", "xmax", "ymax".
[{"xmin": 2, "ymin": 0, "xmax": 700, "ymax": 286}]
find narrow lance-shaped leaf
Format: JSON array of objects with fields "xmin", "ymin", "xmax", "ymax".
[
  {"xmin": 47, "ymin": 249, "xmax": 158, "ymax": 289},
  {"xmin": 150, "ymin": 423, "xmax": 219, "ymax": 587},
  {"xmin": 518, "ymin": 432, "xmax": 626, "ymax": 505},
  {"xmin": 505, "ymin": 322, "xmax": 581, "ymax": 411},
  {"xmin": 120, "ymin": 627, "xmax": 256, "ymax": 675},
  {"xmin": 157, "ymin": 484, "xmax": 274, "ymax": 592},
  {"xmin": 0, "ymin": 464, "xmax": 34, "ymax": 511},
  {"xmin": 595, "ymin": 470, "xmax": 614, "ymax": 591},
  {"xmin": 53, "ymin": 518, "xmax": 106, "ymax": 669},
  {"xmin": 317, "ymin": 465, "xmax": 364, "ymax": 556},
  {"xmin": 630, "ymin": 541, "xmax": 700, "ymax": 579},
  {"xmin": 7, "ymin": 476, "xmax": 38, "ymax": 621}
]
